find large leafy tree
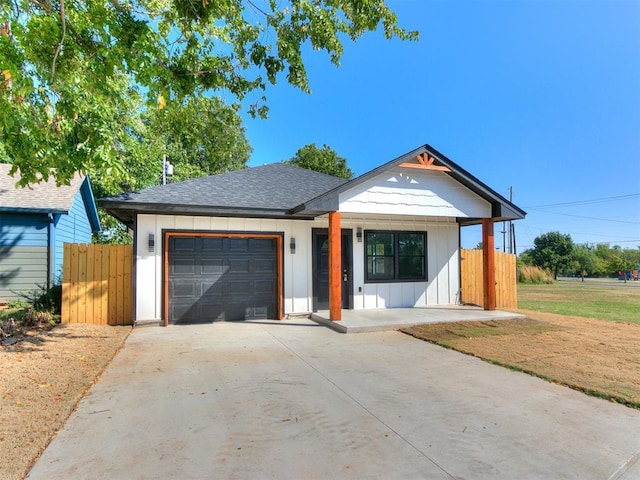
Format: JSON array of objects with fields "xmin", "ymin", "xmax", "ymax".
[
  {"xmin": 147, "ymin": 96, "xmax": 252, "ymax": 182},
  {"xmin": 570, "ymin": 244, "xmax": 599, "ymax": 281},
  {"xmin": 91, "ymin": 95, "xmax": 252, "ymax": 243},
  {"xmin": 606, "ymin": 245, "xmax": 639, "ymax": 282},
  {"xmin": 0, "ymin": 1, "xmax": 417, "ymax": 186},
  {"xmin": 286, "ymin": 142, "xmax": 353, "ymax": 178},
  {"xmin": 529, "ymin": 231, "xmax": 575, "ymax": 280}
]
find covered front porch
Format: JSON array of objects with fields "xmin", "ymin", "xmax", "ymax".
[{"xmin": 310, "ymin": 305, "xmax": 525, "ymax": 333}]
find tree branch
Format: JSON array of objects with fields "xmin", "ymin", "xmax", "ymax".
[
  {"xmin": 50, "ymin": 0, "xmax": 66, "ymax": 81},
  {"xmin": 244, "ymin": 0, "xmax": 270, "ymax": 18},
  {"xmin": 110, "ymin": 0, "xmax": 128, "ymax": 14},
  {"xmin": 0, "ymin": 21, "xmax": 10, "ymax": 36},
  {"xmin": 27, "ymin": 0, "xmax": 48, "ymax": 10}
]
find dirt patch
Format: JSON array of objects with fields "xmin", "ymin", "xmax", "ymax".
[
  {"xmin": 402, "ymin": 310, "xmax": 640, "ymax": 408},
  {"xmin": 0, "ymin": 323, "xmax": 131, "ymax": 480}
]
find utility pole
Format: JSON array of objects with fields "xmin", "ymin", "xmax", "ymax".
[{"xmin": 508, "ymin": 186, "xmax": 514, "ymax": 254}]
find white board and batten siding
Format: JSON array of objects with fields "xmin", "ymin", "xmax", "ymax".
[
  {"xmin": 134, "ymin": 168, "xmax": 491, "ymax": 322},
  {"xmin": 135, "ymin": 214, "xmax": 315, "ymax": 322},
  {"xmin": 336, "ymin": 167, "xmax": 492, "ymax": 309},
  {"xmin": 327, "ymin": 215, "xmax": 460, "ymax": 309}
]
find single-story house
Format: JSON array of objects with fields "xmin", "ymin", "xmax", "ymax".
[
  {"xmin": 99, "ymin": 144, "xmax": 526, "ymax": 326},
  {"xmin": 0, "ymin": 165, "xmax": 101, "ymax": 303}
]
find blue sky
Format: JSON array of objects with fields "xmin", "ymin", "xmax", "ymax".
[{"xmin": 240, "ymin": 0, "xmax": 640, "ymax": 251}]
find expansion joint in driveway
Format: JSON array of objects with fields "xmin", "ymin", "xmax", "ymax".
[
  {"xmin": 265, "ymin": 329, "xmax": 456, "ymax": 480},
  {"xmin": 608, "ymin": 447, "xmax": 640, "ymax": 480}
]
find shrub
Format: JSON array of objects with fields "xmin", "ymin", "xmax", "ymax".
[
  {"xmin": 519, "ymin": 265, "xmax": 554, "ymax": 284},
  {"xmin": 4, "ymin": 285, "xmax": 63, "ymax": 331},
  {"xmin": 6, "ymin": 300, "xmax": 29, "ymax": 310},
  {"xmin": 34, "ymin": 284, "xmax": 62, "ymax": 314},
  {"xmin": 17, "ymin": 284, "xmax": 62, "ymax": 315},
  {"xmin": 22, "ymin": 307, "xmax": 58, "ymax": 327}
]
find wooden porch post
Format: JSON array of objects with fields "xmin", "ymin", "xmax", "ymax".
[
  {"xmin": 328, "ymin": 211, "xmax": 342, "ymax": 321},
  {"xmin": 482, "ymin": 218, "xmax": 496, "ymax": 311}
]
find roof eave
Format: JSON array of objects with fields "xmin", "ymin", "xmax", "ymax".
[
  {"xmin": 80, "ymin": 176, "xmax": 102, "ymax": 233},
  {"xmin": 98, "ymin": 201, "xmax": 321, "ymax": 227},
  {"xmin": 427, "ymin": 144, "xmax": 526, "ymax": 220},
  {"xmin": 0, "ymin": 207, "xmax": 68, "ymax": 215}
]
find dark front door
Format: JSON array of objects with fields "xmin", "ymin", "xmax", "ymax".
[
  {"xmin": 167, "ymin": 235, "xmax": 279, "ymax": 323},
  {"xmin": 312, "ymin": 228, "xmax": 353, "ymax": 311}
]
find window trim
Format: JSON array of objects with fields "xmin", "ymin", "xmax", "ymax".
[{"xmin": 364, "ymin": 230, "xmax": 427, "ymax": 283}]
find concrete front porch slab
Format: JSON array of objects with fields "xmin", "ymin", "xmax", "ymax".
[{"xmin": 310, "ymin": 305, "xmax": 525, "ymax": 333}]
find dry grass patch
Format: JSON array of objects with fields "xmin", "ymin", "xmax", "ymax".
[
  {"xmin": 401, "ymin": 311, "xmax": 640, "ymax": 408},
  {"xmin": 0, "ymin": 323, "xmax": 131, "ymax": 480}
]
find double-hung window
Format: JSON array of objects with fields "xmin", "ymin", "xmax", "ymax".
[{"xmin": 365, "ymin": 231, "xmax": 427, "ymax": 282}]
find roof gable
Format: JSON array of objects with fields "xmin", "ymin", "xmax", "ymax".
[
  {"xmin": 0, "ymin": 164, "xmax": 101, "ymax": 232},
  {"xmin": 294, "ymin": 144, "xmax": 526, "ymax": 223},
  {"xmin": 337, "ymin": 167, "xmax": 492, "ymax": 218}
]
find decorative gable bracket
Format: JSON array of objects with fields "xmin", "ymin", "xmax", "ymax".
[{"xmin": 399, "ymin": 152, "xmax": 452, "ymax": 172}]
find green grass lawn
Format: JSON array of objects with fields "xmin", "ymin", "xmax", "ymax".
[{"xmin": 517, "ymin": 282, "xmax": 640, "ymax": 324}]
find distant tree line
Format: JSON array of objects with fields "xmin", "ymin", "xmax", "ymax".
[{"xmin": 519, "ymin": 231, "xmax": 640, "ymax": 281}]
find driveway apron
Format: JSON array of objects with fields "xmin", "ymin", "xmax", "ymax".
[{"xmin": 27, "ymin": 319, "xmax": 640, "ymax": 480}]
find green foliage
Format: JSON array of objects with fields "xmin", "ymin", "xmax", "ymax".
[
  {"xmin": 1, "ymin": 285, "xmax": 62, "ymax": 334},
  {"xmin": 285, "ymin": 142, "xmax": 353, "ymax": 178},
  {"xmin": 93, "ymin": 211, "xmax": 132, "ymax": 244},
  {"xmin": 17, "ymin": 283, "xmax": 62, "ymax": 315},
  {"xmin": 520, "ymin": 232, "xmax": 640, "ymax": 280},
  {"xmin": 606, "ymin": 245, "xmax": 640, "ymax": 280},
  {"xmin": 6, "ymin": 299, "xmax": 29, "ymax": 310},
  {"xmin": 88, "ymin": 95, "xmax": 251, "ymax": 243},
  {"xmin": 527, "ymin": 231, "xmax": 575, "ymax": 280},
  {"xmin": 570, "ymin": 244, "xmax": 600, "ymax": 280},
  {"xmin": 151, "ymin": 97, "xmax": 252, "ymax": 180},
  {"xmin": 0, "ymin": 0, "xmax": 416, "ymax": 186}
]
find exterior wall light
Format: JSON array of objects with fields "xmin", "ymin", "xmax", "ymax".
[
  {"xmin": 290, "ymin": 237, "xmax": 296, "ymax": 254},
  {"xmin": 356, "ymin": 227, "xmax": 363, "ymax": 242},
  {"xmin": 148, "ymin": 233, "xmax": 155, "ymax": 252}
]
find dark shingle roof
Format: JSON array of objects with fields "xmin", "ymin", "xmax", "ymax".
[
  {"xmin": 99, "ymin": 163, "xmax": 349, "ymax": 225},
  {"xmin": 99, "ymin": 145, "xmax": 526, "ymax": 227}
]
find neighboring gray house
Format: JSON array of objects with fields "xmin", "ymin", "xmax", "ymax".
[
  {"xmin": 0, "ymin": 165, "xmax": 101, "ymax": 303},
  {"xmin": 99, "ymin": 144, "xmax": 526, "ymax": 326}
]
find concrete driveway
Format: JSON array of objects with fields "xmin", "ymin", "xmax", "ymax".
[{"xmin": 28, "ymin": 319, "xmax": 640, "ymax": 480}]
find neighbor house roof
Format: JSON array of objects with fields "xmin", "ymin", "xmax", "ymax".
[
  {"xmin": 98, "ymin": 145, "xmax": 526, "ymax": 227},
  {"xmin": 0, "ymin": 164, "xmax": 101, "ymax": 231},
  {"xmin": 99, "ymin": 163, "xmax": 349, "ymax": 225}
]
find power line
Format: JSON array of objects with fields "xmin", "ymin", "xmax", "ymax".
[
  {"xmin": 531, "ymin": 209, "xmax": 640, "ymax": 225},
  {"xmin": 525, "ymin": 193, "xmax": 640, "ymax": 209}
]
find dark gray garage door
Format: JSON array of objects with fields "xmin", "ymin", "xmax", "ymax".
[{"xmin": 168, "ymin": 235, "xmax": 279, "ymax": 324}]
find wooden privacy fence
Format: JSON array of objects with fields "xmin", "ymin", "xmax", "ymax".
[
  {"xmin": 62, "ymin": 243, "xmax": 133, "ymax": 325},
  {"xmin": 460, "ymin": 249, "xmax": 517, "ymax": 309}
]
